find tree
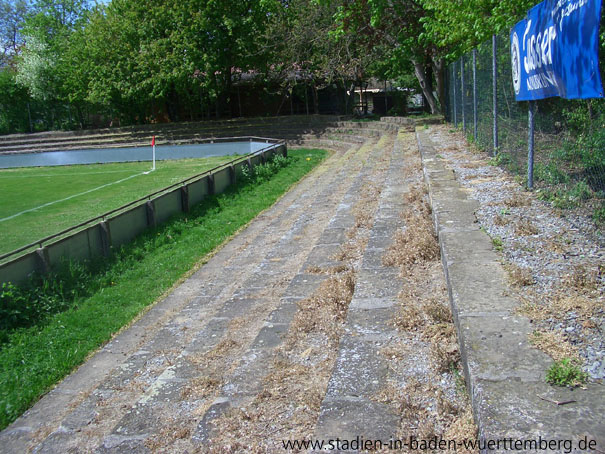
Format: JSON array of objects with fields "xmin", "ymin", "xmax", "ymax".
[
  {"xmin": 329, "ymin": 0, "xmax": 444, "ymax": 114},
  {"xmin": 0, "ymin": 67, "xmax": 31, "ymax": 134},
  {"xmin": 0, "ymin": 0, "xmax": 28, "ymax": 67},
  {"xmin": 263, "ymin": 0, "xmax": 376, "ymax": 115},
  {"xmin": 14, "ymin": 0, "xmax": 92, "ymax": 128},
  {"xmin": 420, "ymin": 0, "xmax": 539, "ymax": 58}
]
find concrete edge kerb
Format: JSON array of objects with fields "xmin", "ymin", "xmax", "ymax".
[{"xmin": 415, "ymin": 126, "xmax": 605, "ymax": 451}]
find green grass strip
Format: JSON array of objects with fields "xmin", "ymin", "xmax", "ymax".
[{"xmin": 0, "ymin": 148, "xmax": 327, "ymax": 430}]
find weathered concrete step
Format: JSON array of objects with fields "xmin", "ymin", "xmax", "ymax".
[
  {"xmin": 416, "ymin": 126, "xmax": 605, "ymax": 449},
  {"xmin": 289, "ymin": 138, "xmax": 362, "ymax": 152},
  {"xmin": 192, "ymin": 137, "xmax": 393, "ymax": 447},
  {"xmin": 98, "ymin": 138, "xmax": 380, "ymax": 449},
  {"xmin": 300, "ymin": 133, "xmax": 366, "ymax": 144},
  {"xmin": 323, "ymin": 126, "xmax": 385, "ymax": 137},
  {"xmin": 313, "ymin": 133, "xmax": 408, "ymax": 447},
  {"xmin": 334, "ymin": 121, "xmax": 400, "ymax": 132},
  {"xmin": 0, "ymin": 115, "xmax": 346, "ymax": 145},
  {"xmin": 381, "ymin": 115, "xmax": 444, "ymax": 126}
]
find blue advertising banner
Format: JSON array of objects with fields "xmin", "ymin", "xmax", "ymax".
[{"xmin": 510, "ymin": 0, "xmax": 604, "ymax": 101}]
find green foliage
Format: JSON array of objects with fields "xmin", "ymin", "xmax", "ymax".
[
  {"xmin": 594, "ymin": 201, "xmax": 605, "ymax": 226},
  {"xmin": 240, "ymin": 153, "xmax": 292, "ymax": 184},
  {"xmin": 569, "ymin": 181, "xmax": 593, "ymax": 202},
  {"xmin": 489, "ymin": 152, "xmax": 512, "ymax": 167},
  {"xmin": 491, "ymin": 236, "xmax": 503, "ymax": 252},
  {"xmin": 0, "ymin": 0, "xmax": 28, "ymax": 66},
  {"xmin": 546, "ymin": 358, "xmax": 588, "ymax": 387},
  {"xmin": 420, "ymin": 0, "xmax": 539, "ymax": 59},
  {"xmin": 534, "ymin": 162, "xmax": 569, "ymax": 185},
  {"xmin": 0, "ymin": 69, "xmax": 31, "ymax": 134},
  {"xmin": 0, "ymin": 260, "xmax": 93, "ymax": 338},
  {"xmin": 536, "ymin": 181, "xmax": 594, "ymax": 210}
]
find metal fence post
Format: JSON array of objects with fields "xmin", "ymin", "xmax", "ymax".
[
  {"xmin": 527, "ymin": 101, "xmax": 536, "ymax": 189},
  {"xmin": 453, "ymin": 65, "xmax": 458, "ymax": 127},
  {"xmin": 473, "ymin": 49, "xmax": 478, "ymax": 141},
  {"xmin": 461, "ymin": 57, "xmax": 466, "ymax": 132},
  {"xmin": 492, "ymin": 34, "xmax": 498, "ymax": 155}
]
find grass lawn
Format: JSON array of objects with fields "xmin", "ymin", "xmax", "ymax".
[
  {"xmin": 0, "ymin": 156, "xmax": 235, "ymax": 255},
  {"xmin": 0, "ymin": 148, "xmax": 327, "ymax": 430}
]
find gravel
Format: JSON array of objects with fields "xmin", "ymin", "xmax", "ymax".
[{"xmin": 430, "ymin": 125, "xmax": 605, "ymax": 380}]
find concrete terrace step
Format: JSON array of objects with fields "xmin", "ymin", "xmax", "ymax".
[
  {"xmin": 0, "ymin": 125, "xmax": 345, "ymax": 154},
  {"xmin": 334, "ymin": 121, "xmax": 400, "ymax": 132},
  {"xmin": 0, "ymin": 115, "xmax": 345, "ymax": 144},
  {"xmin": 0, "ymin": 135, "xmax": 392, "ymax": 452},
  {"xmin": 288, "ymin": 138, "xmax": 361, "ymax": 152},
  {"xmin": 323, "ymin": 126, "xmax": 385, "ymax": 138},
  {"xmin": 381, "ymin": 115, "xmax": 444, "ymax": 126},
  {"xmin": 313, "ymin": 130, "xmax": 408, "ymax": 446},
  {"xmin": 192, "ymin": 138, "xmax": 392, "ymax": 447},
  {"xmin": 98, "ymin": 139, "xmax": 378, "ymax": 452},
  {"xmin": 416, "ymin": 126, "xmax": 605, "ymax": 449}
]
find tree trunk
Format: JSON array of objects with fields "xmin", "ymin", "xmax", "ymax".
[
  {"xmin": 312, "ymin": 82, "xmax": 319, "ymax": 114},
  {"xmin": 432, "ymin": 57, "xmax": 445, "ymax": 114},
  {"xmin": 348, "ymin": 82, "xmax": 356, "ymax": 115},
  {"xmin": 237, "ymin": 85, "xmax": 242, "ymax": 117},
  {"xmin": 276, "ymin": 86, "xmax": 288, "ymax": 116},
  {"xmin": 305, "ymin": 83, "xmax": 309, "ymax": 115},
  {"xmin": 412, "ymin": 58, "xmax": 440, "ymax": 115},
  {"xmin": 225, "ymin": 68, "xmax": 233, "ymax": 118}
]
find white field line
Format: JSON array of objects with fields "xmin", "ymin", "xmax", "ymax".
[
  {"xmin": 0, "ymin": 171, "xmax": 146, "ymax": 223},
  {"xmin": 0, "ymin": 169, "xmax": 139, "ymax": 178}
]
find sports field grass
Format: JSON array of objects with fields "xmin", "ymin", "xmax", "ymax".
[{"xmin": 0, "ymin": 157, "xmax": 235, "ymax": 255}]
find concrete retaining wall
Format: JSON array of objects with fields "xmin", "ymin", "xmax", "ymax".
[{"xmin": 0, "ymin": 143, "xmax": 285, "ymax": 285}]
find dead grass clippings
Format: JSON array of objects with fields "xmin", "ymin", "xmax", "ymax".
[
  {"xmin": 562, "ymin": 264, "xmax": 601, "ymax": 292},
  {"xmin": 529, "ymin": 330, "xmax": 580, "ymax": 362},
  {"xmin": 504, "ymin": 193, "xmax": 530, "ymax": 208},
  {"xmin": 514, "ymin": 218, "xmax": 539, "ymax": 236},
  {"xmin": 494, "ymin": 214, "xmax": 509, "ymax": 226},
  {"xmin": 145, "ymin": 418, "xmax": 193, "ymax": 452},
  {"xmin": 505, "ymin": 263, "xmax": 535, "ymax": 287},
  {"xmin": 382, "ymin": 216, "xmax": 439, "ymax": 271},
  {"xmin": 288, "ymin": 270, "xmax": 355, "ymax": 345},
  {"xmin": 443, "ymin": 408, "xmax": 478, "ymax": 454}
]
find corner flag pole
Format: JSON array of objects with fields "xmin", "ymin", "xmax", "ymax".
[{"xmin": 151, "ymin": 135, "xmax": 156, "ymax": 171}]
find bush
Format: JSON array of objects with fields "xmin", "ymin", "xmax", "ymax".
[
  {"xmin": 240, "ymin": 153, "xmax": 292, "ymax": 183},
  {"xmin": 534, "ymin": 162, "xmax": 569, "ymax": 185},
  {"xmin": 594, "ymin": 201, "xmax": 605, "ymax": 226},
  {"xmin": 0, "ymin": 259, "xmax": 94, "ymax": 340},
  {"xmin": 569, "ymin": 181, "xmax": 593, "ymax": 201},
  {"xmin": 546, "ymin": 358, "xmax": 588, "ymax": 387},
  {"xmin": 489, "ymin": 152, "xmax": 512, "ymax": 167}
]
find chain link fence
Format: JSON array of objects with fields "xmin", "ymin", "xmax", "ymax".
[{"xmin": 444, "ymin": 32, "xmax": 605, "ymax": 226}]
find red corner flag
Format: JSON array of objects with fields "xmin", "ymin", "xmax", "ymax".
[{"xmin": 151, "ymin": 135, "xmax": 156, "ymax": 146}]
